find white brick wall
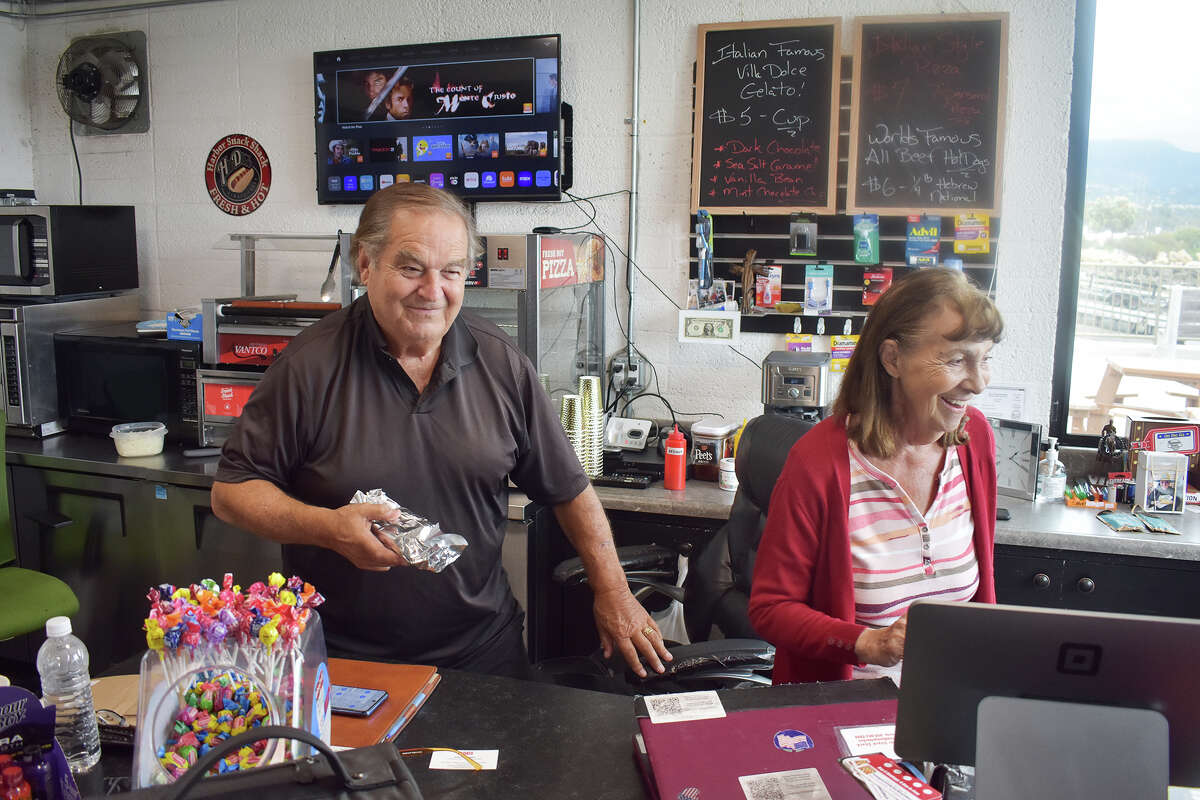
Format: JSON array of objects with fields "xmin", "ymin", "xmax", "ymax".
[
  {"xmin": 0, "ymin": 18, "xmax": 33, "ymax": 189},
  {"xmin": 11, "ymin": 0, "xmax": 1076, "ymax": 429}
]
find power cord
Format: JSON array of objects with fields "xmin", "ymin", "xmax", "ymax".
[
  {"xmin": 69, "ymin": 119, "xmax": 82, "ymax": 204},
  {"xmin": 563, "ymin": 193, "xmax": 761, "ymax": 371}
]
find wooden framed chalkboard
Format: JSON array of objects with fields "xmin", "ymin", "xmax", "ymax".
[
  {"xmin": 847, "ymin": 14, "xmax": 1008, "ymax": 215},
  {"xmin": 691, "ymin": 18, "xmax": 841, "ymax": 214}
]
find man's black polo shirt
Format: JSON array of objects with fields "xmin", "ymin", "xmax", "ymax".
[{"xmin": 215, "ymin": 296, "xmax": 589, "ymax": 665}]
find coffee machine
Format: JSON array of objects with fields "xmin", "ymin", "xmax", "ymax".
[{"xmin": 762, "ymin": 351, "xmax": 833, "ymax": 419}]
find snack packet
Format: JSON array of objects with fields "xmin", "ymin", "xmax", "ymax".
[{"xmin": 350, "ymin": 489, "xmax": 468, "ymax": 572}]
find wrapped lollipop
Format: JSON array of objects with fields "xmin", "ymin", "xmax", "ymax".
[{"xmin": 350, "ymin": 488, "xmax": 468, "ymax": 572}]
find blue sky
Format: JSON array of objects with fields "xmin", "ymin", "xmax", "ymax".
[{"xmin": 1088, "ymin": 0, "xmax": 1199, "ymax": 152}]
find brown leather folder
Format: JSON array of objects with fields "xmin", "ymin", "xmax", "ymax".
[{"xmin": 328, "ymin": 658, "xmax": 440, "ymax": 748}]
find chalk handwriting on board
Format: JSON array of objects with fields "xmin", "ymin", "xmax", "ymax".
[
  {"xmin": 849, "ymin": 15, "xmax": 1007, "ymax": 214},
  {"xmin": 692, "ymin": 19, "xmax": 841, "ymax": 213}
]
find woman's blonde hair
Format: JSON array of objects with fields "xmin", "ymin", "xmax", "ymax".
[
  {"xmin": 833, "ymin": 268, "xmax": 1003, "ymax": 458},
  {"xmin": 350, "ymin": 183, "xmax": 480, "ymax": 266}
]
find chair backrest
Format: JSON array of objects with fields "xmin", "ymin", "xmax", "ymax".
[{"xmin": 684, "ymin": 413, "xmax": 815, "ymax": 642}]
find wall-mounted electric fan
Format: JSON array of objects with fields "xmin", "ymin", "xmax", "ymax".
[{"xmin": 55, "ymin": 31, "xmax": 150, "ymax": 134}]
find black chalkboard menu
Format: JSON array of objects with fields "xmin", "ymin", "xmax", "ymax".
[
  {"xmin": 691, "ymin": 18, "xmax": 841, "ymax": 214},
  {"xmin": 847, "ymin": 14, "xmax": 1008, "ymax": 215}
]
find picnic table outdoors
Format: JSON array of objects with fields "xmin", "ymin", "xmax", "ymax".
[{"xmin": 1073, "ymin": 357, "xmax": 1200, "ymax": 434}]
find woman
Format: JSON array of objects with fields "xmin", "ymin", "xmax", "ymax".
[{"xmin": 748, "ymin": 268, "xmax": 1003, "ymax": 684}]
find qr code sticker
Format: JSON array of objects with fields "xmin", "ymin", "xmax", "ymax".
[
  {"xmin": 644, "ymin": 691, "xmax": 725, "ymax": 724},
  {"xmin": 737, "ymin": 768, "xmax": 832, "ymax": 800},
  {"xmin": 654, "ymin": 696, "xmax": 683, "ymax": 715},
  {"xmin": 741, "ymin": 775, "xmax": 786, "ymax": 800}
]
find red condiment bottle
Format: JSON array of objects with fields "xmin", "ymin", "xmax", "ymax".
[{"xmin": 663, "ymin": 425, "xmax": 687, "ymax": 491}]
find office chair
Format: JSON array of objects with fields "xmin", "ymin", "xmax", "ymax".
[
  {"xmin": 0, "ymin": 412, "xmax": 79, "ymax": 645},
  {"xmin": 684, "ymin": 413, "xmax": 815, "ymax": 642},
  {"xmin": 545, "ymin": 413, "xmax": 814, "ymax": 694}
]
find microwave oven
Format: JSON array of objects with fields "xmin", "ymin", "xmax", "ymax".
[
  {"xmin": 0, "ymin": 294, "xmax": 141, "ymax": 437},
  {"xmin": 0, "ymin": 205, "xmax": 139, "ymax": 297},
  {"xmin": 54, "ymin": 323, "xmax": 200, "ymax": 443}
]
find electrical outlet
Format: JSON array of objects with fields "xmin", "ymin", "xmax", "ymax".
[{"xmin": 609, "ymin": 353, "xmax": 646, "ymax": 393}]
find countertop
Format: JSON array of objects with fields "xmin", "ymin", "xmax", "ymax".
[
  {"xmin": 9, "ymin": 432, "xmax": 1200, "ymax": 561},
  {"xmin": 996, "ymin": 498, "xmax": 1200, "ymax": 560}
]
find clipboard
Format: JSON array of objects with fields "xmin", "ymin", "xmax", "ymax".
[{"xmin": 328, "ymin": 658, "xmax": 440, "ymax": 748}]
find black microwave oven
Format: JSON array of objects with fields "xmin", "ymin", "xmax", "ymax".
[
  {"xmin": 0, "ymin": 205, "xmax": 139, "ymax": 297},
  {"xmin": 54, "ymin": 324, "xmax": 199, "ymax": 443}
]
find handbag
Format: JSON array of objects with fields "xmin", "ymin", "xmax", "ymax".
[{"xmin": 118, "ymin": 725, "xmax": 423, "ymax": 800}]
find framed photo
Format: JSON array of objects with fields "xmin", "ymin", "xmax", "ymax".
[{"xmin": 677, "ymin": 309, "xmax": 740, "ymax": 346}]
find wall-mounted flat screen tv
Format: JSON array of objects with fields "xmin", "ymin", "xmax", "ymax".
[{"xmin": 314, "ymin": 34, "xmax": 562, "ymax": 204}]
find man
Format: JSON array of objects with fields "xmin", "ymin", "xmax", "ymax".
[
  {"xmin": 328, "ymin": 139, "xmax": 349, "ymax": 165},
  {"xmin": 360, "ymin": 69, "xmax": 390, "ymax": 121},
  {"xmin": 210, "ymin": 183, "xmax": 670, "ymax": 680},
  {"xmin": 385, "ymin": 78, "xmax": 415, "ymax": 121}
]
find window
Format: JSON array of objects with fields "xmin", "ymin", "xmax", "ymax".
[{"xmin": 1052, "ymin": 0, "xmax": 1200, "ymax": 445}]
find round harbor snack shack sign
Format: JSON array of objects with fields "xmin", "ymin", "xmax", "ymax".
[{"xmin": 205, "ymin": 134, "xmax": 271, "ymax": 215}]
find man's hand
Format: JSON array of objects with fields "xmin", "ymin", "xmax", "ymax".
[
  {"xmin": 592, "ymin": 586, "xmax": 674, "ymax": 678},
  {"xmin": 327, "ymin": 502, "xmax": 407, "ymax": 571},
  {"xmin": 854, "ymin": 613, "xmax": 907, "ymax": 667}
]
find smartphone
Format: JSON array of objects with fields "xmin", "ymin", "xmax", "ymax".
[{"xmin": 330, "ymin": 684, "xmax": 389, "ymax": 717}]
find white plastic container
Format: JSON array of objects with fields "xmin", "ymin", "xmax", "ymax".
[
  {"xmin": 718, "ymin": 457, "xmax": 738, "ymax": 492},
  {"xmin": 110, "ymin": 422, "xmax": 167, "ymax": 457}
]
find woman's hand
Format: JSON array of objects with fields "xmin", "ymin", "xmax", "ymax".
[{"xmin": 854, "ymin": 613, "xmax": 907, "ymax": 666}]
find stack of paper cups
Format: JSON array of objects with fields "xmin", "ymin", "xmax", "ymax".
[
  {"xmin": 560, "ymin": 394, "xmax": 583, "ymax": 463},
  {"xmin": 577, "ymin": 375, "xmax": 604, "ymax": 478}
]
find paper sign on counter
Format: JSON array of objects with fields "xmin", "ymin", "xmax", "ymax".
[
  {"xmin": 739, "ymin": 767, "xmax": 833, "ymax": 800},
  {"xmin": 837, "ymin": 723, "xmax": 899, "ymax": 759},
  {"xmin": 644, "ymin": 690, "xmax": 726, "ymax": 724},
  {"xmin": 429, "ymin": 749, "xmax": 499, "ymax": 770}
]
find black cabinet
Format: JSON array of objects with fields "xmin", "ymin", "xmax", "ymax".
[
  {"xmin": 8, "ymin": 465, "xmax": 280, "ymax": 673},
  {"xmin": 994, "ymin": 544, "xmax": 1200, "ymax": 619}
]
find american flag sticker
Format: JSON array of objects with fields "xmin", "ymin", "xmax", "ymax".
[
  {"xmin": 677, "ymin": 788, "xmax": 700, "ymax": 800},
  {"xmin": 773, "ymin": 729, "xmax": 815, "ymax": 752}
]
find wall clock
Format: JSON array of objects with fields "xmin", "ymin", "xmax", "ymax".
[{"xmin": 990, "ymin": 417, "xmax": 1043, "ymax": 501}]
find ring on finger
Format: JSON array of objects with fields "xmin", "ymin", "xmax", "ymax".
[{"xmin": 642, "ymin": 625, "xmax": 656, "ymax": 638}]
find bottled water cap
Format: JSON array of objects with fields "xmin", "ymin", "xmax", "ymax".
[{"xmin": 45, "ymin": 616, "xmax": 72, "ymax": 638}]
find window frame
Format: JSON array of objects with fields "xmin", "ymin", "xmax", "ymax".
[{"xmin": 1049, "ymin": 0, "xmax": 1099, "ymax": 447}]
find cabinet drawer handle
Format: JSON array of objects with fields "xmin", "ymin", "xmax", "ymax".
[
  {"xmin": 1033, "ymin": 572, "xmax": 1052, "ymax": 589},
  {"xmin": 1077, "ymin": 577, "xmax": 1096, "ymax": 593}
]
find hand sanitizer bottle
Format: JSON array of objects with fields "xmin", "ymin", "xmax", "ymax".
[{"xmin": 1037, "ymin": 436, "xmax": 1067, "ymax": 502}]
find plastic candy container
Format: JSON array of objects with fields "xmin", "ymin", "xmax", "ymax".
[{"xmin": 131, "ymin": 572, "xmax": 331, "ymax": 788}]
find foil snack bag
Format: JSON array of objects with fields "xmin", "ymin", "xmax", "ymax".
[{"xmin": 350, "ymin": 489, "xmax": 468, "ymax": 572}]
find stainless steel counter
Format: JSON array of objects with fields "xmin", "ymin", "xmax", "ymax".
[
  {"xmin": 9, "ymin": 433, "xmax": 1200, "ymax": 562},
  {"xmin": 996, "ymin": 499, "xmax": 1200, "ymax": 559},
  {"xmin": 5, "ymin": 432, "xmax": 219, "ymax": 488}
]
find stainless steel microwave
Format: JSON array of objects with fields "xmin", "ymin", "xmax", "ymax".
[{"xmin": 0, "ymin": 205, "xmax": 139, "ymax": 297}]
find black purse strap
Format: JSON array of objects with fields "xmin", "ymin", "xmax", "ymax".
[{"xmin": 166, "ymin": 725, "xmax": 355, "ymax": 800}]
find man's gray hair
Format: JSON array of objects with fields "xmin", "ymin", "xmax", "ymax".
[{"xmin": 350, "ymin": 183, "xmax": 480, "ymax": 265}]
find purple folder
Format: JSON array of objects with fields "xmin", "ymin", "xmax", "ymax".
[{"xmin": 635, "ymin": 699, "xmax": 897, "ymax": 799}]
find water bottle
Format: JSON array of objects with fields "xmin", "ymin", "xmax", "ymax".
[{"xmin": 36, "ymin": 616, "xmax": 100, "ymax": 773}]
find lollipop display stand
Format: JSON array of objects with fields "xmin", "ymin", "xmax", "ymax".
[{"xmin": 131, "ymin": 575, "xmax": 331, "ymax": 789}]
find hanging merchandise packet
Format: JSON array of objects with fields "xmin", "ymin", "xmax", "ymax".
[
  {"xmin": 804, "ymin": 264, "xmax": 834, "ymax": 316},
  {"xmin": 953, "ymin": 213, "xmax": 991, "ymax": 254},
  {"xmin": 853, "ymin": 214, "xmax": 880, "ymax": 264},
  {"xmin": 906, "ymin": 215, "xmax": 940, "ymax": 266}
]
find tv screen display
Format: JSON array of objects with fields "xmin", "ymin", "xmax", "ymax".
[{"xmin": 314, "ymin": 34, "xmax": 562, "ymax": 204}]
